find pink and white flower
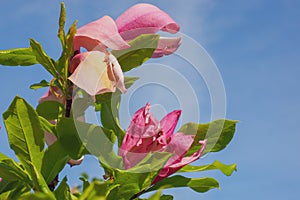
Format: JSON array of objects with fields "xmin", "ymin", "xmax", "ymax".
[{"xmin": 120, "ymin": 103, "xmax": 207, "ymax": 183}]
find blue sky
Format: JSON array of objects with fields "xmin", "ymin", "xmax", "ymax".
[{"xmin": 1, "ymin": 0, "xmax": 300, "ymax": 199}]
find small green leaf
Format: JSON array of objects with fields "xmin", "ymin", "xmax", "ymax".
[
  {"xmin": 179, "ymin": 160, "xmax": 237, "ymax": 176},
  {"xmin": 148, "ymin": 190, "xmax": 173, "ymax": 200},
  {"xmin": 19, "ymin": 192, "xmax": 54, "ymax": 200},
  {"xmin": 54, "ymin": 177, "xmax": 72, "ymax": 200},
  {"xmin": 0, "ymin": 153, "xmax": 31, "ymax": 184},
  {"xmin": 78, "ymin": 180, "xmax": 109, "ymax": 200},
  {"xmin": 39, "ymin": 116, "xmax": 57, "ymax": 137},
  {"xmin": 0, "ymin": 47, "xmax": 37, "ymax": 66},
  {"xmin": 30, "ymin": 39, "xmax": 58, "ymax": 78},
  {"xmin": 147, "ymin": 175, "xmax": 219, "ymax": 193},
  {"xmin": 36, "ymin": 101, "xmax": 65, "ymax": 120},
  {"xmin": 2, "ymin": 96, "xmax": 44, "ymax": 173},
  {"xmin": 112, "ymin": 34, "xmax": 159, "ymax": 72},
  {"xmin": 30, "ymin": 80, "xmax": 49, "ymax": 90},
  {"xmin": 58, "ymin": 2, "xmax": 66, "ymax": 48},
  {"xmin": 112, "ymin": 152, "xmax": 171, "ymax": 200},
  {"xmin": 56, "ymin": 118, "xmax": 85, "ymax": 159},
  {"xmin": 41, "ymin": 141, "xmax": 69, "ymax": 184},
  {"xmin": 26, "ymin": 161, "xmax": 55, "ymax": 198},
  {"xmin": 179, "ymin": 119, "xmax": 238, "ymax": 155}
]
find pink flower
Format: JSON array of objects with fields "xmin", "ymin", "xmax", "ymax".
[
  {"xmin": 69, "ymin": 3, "xmax": 181, "ymax": 96},
  {"xmin": 120, "ymin": 103, "xmax": 207, "ymax": 183},
  {"xmin": 115, "ymin": 3, "xmax": 181, "ymax": 58}
]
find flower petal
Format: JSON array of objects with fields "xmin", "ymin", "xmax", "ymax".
[
  {"xmin": 39, "ymin": 88, "xmax": 64, "ymax": 104},
  {"xmin": 153, "ymin": 138, "xmax": 207, "ymax": 183},
  {"xmin": 116, "ymin": 3, "xmax": 180, "ymax": 40},
  {"xmin": 120, "ymin": 103, "xmax": 160, "ymax": 168},
  {"xmin": 160, "ymin": 109, "xmax": 181, "ymax": 138},
  {"xmin": 68, "ymin": 51, "xmax": 116, "ymax": 96},
  {"xmin": 109, "ymin": 54, "xmax": 127, "ymax": 93},
  {"xmin": 75, "ymin": 16, "xmax": 130, "ymax": 51},
  {"xmin": 152, "ymin": 36, "xmax": 182, "ymax": 58}
]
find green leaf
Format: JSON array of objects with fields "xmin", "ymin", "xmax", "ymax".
[
  {"xmin": 19, "ymin": 193, "xmax": 54, "ymax": 200},
  {"xmin": 0, "ymin": 179, "xmax": 19, "ymax": 194},
  {"xmin": 26, "ymin": 161, "xmax": 55, "ymax": 198},
  {"xmin": 39, "ymin": 116, "xmax": 57, "ymax": 137},
  {"xmin": 2, "ymin": 96, "xmax": 44, "ymax": 173},
  {"xmin": 41, "ymin": 141, "xmax": 69, "ymax": 184},
  {"xmin": 56, "ymin": 118, "xmax": 85, "ymax": 159},
  {"xmin": 78, "ymin": 180, "xmax": 109, "ymax": 200},
  {"xmin": 148, "ymin": 190, "xmax": 173, "ymax": 200},
  {"xmin": 111, "ymin": 152, "xmax": 171, "ymax": 200},
  {"xmin": 0, "ymin": 48, "xmax": 37, "ymax": 66},
  {"xmin": 179, "ymin": 119, "xmax": 238, "ymax": 155},
  {"xmin": 179, "ymin": 160, "xmax": 237, "ymax": 176},
  {"xmin": 58, "ymin": 2, "xmax": 66, "ymax": 48},
  {"xmin": 0, "ymin": 153, "xmax": 31, "ymax": 184},
  {"xmin": 147, "ymin": 175, "xmax": 219, "ymax": 193},
  {"xmin": 30, "ymin": 80, "xmax": 49, "ymax": 90},
  {"xmin": 36, "ymin": 100, "xmax": 65, "ymax": 120},
  {"xmin": 54, "ymin": 177, "xmax": 72, "ymax": 200},
  {"xmin": 112, "ymin": 34, "xmax": 159, "ymax": 72},
  {"xmin": 30, "ymin": 39, "xmax": 58, "ymax": 78},
  {"xmin": 6, "ymin": 182, "xmax": 30, "ymax": 200}
]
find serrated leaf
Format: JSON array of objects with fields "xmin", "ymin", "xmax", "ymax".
[
  {"xmin": 41, "ymin": 141, "xmax": 69, "ymax": 184},
  {"xmin": 30, "ymin": 39, "xmax": 58, "ymax": 78},
  {"xmin": 30, "ymin": 80, "xmax": 49, "ymax": 90},
  {"xmin": 2, "ymin": 96, "xmax": 44, "ymax": 173},
  {"xmin": 179, "ymin": 160, "xmax": 237, "ymax": 176},
  {"xmin": 0, "ymin": 48, "xmax": 37, "ymax": 66},
  {"xmin": 112, "ymin": 34, "xmax": 159, "ymax": 72},
  {"xmin": 179, "ymin": 119, "xmax": 238, "ymax": 155},
  {"xmin": 147, "ymin": 175, "xmax": 219, "ymax": 193}
]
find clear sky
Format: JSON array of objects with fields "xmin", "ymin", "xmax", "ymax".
[{"xmin": 0, "ymin": 0, "xmax": 300, "ymax": 199}]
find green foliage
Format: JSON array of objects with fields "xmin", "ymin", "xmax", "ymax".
[
  {"xmin": 112, "ymin": 34, "xmax": 159, "ymax": 72},
  {"xmin": 2, "ymin": 96, "xmax": 45, "ymax": 173},
  {"xmin": 179, "ymin": 119, "xmax": 238, "ymax": 156},
  {"xmin": 30, "ymin": 39, "xmax": 58, "ymax": 78},
  {"xmin": 179, "ymin": 160, "xmax": 237, "ymax": 176},
  {"xmin": 30, "ymin": 80, "xmax": 50, "ymax": 90},
  {"xmin": 41, "ymin": 141, "xmax": 69, "ymax": 184},
  {"xmin": 0, "ymin": 48, "xmax": 37, "ymax": 66},
  {"xmin": 54, "ymin": 177, "xmax": 72, "ymax": 200},
  {"xmin": 146, "ymin": 175, "xmax": 219, "ymax": 193},
  {"xmin": 56, "ymin": 118, "xmax": 86, "ymax": 160},
  {"xmin": 36, "ymin": 101, "xmax": 65, "ymax": 120},
  {"xmin": 0, "ymin": 3, "xmax": 238, "ymax": 200}
]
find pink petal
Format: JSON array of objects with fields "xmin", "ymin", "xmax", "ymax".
[
  {"xmin": 116, "ymin": 3, "xmax": 180, "ymax": 40},
  {"xmin": 68, "ymin": 51, "xmax": 118, "ymax": 96},
  {"xmin": 120, "ymin": 103, "xmax": 160, "ymax": 169},
  {"xmin": 75, "ymin": 16, "xmax": 130, "ymax": 51},
  {"xmin": 153, "ymin": 138, "xmax": 207, "ymax": 184},
  {"xmin": 152, "ymin": 36, "xmax": 182, "ymax": 58},
  {"xmin": 109, "ymin": 54, "xmax": 127, "ymax": 93},
  {"xmin": 39, "ymin": 88, "xmax": 64, "ymax": 104},
  {"xmin": 160, "ymin": 109, "xmax": 181, "ymax": 138}
]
